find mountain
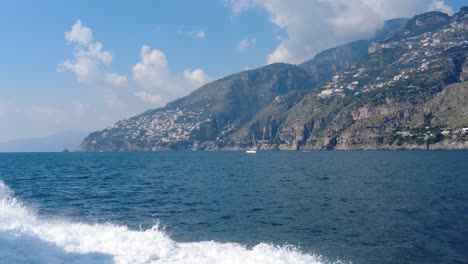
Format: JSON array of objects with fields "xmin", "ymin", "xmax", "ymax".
[
  {"xmin": 0, "ymin": 131, "xmax": 88, "ymax": 152},
  {"xmin": 82, "ymin": 63, "xmax": 315, "ymax": 151},
  {"xmin": 80, "ymin": 7, "xmax": 468, "ymax": 151},
  {"xmin": 298, "ymin": 17, "xmax": 409, "ymax": 84},
  {"xmin": 276, "ymin": 8, "xmax": 467, "ymax": 150}
]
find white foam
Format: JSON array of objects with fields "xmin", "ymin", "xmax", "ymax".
[{"xmin": 0, "ymin": 180, "xmax": 340, "ymax": 264}]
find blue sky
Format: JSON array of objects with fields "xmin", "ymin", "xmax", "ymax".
[{"xmin": 0, "ymin": 0, "xmax": 464, "ymax": 141}]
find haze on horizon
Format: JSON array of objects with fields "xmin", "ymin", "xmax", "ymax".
[{"xmin": 0, "ymin": 0, "xmax": 464, "ymax": 147}]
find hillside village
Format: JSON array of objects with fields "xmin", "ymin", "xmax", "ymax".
[
  {"xmin": 81, "ymin": 8, "xmax": 468, "ymax": 152},
  {"xmin": 318, "ymin": 13, "xmax": 468, "ymax": 98},
  {"xmin": 90, "ymin": 108, "xmax": 212, "ymax": 151}
]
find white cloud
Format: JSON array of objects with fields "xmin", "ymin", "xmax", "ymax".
[
  {"xmin": 134, "ymin": 91, "xmax": 166, "ymax": 106},
  {"xmin": 132, "ymin": 46, "xmax": 168, "ymax": 90},
  {"xmin": 86, "ymin": 42, "xmax": 113, "ymax": 65},
  {"xmin": 132, "ymin": 45, "xmax": 210, "ymax": 100},
  {"xmin": 180, "ymin": 29, "xmax": 206, "ymax": 40},
  {"xmin": 229, "ymin": 0, "xmax": 455, "ymax": 64},
  {"xmin": 238, "ymin": 37, "xmax": 256, "ymax": 52},
  {"xmin": 183, "ymin": 69, "xmax": 209, "ymax": 87},
  {"xmin": 65, "ymin": 20, "xmax": 93, "ymax": 45},
  {"xmin": 230, "ymin": 0, "xmax": 255, "ymax": 14},
  {"xmin": 428, "ymin": 1, "xmax": 454, "ymax": 15},
  {"xmin": 59, "ymin": 20, "xmax": 127, "ymax": 87},
  {"xmin": 105, "ymin": 73, "xmax": 128, "ymax": 87}
]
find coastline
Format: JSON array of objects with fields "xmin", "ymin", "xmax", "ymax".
[{"xmin": 77, "ymin": 141, "xmax": 468, "ymax": 152}]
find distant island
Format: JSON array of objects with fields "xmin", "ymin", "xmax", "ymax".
[{"xmin": 80, "ymin": 7, "xmax": 468, "ymax": 151}]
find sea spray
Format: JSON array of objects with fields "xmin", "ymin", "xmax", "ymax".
[{"xmin": 0, "ymin": 180, "xmax": 340, "ymax": 264}]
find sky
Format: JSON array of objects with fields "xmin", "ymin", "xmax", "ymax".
[{"xmin": 0, "ymin": 0, "xmax": 465, "ymax": 141}]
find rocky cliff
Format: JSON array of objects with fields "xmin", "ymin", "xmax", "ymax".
[{"xmin": 80, "ymin": 7, "xmax": 468, "ymax": 151}]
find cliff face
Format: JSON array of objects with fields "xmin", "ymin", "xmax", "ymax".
[
  {"xmin": 332, "ymin": 82, "xmax": 468, "ymax": 150},
  {"xmin": 80, "ymin": 8, "xmax": 468, "ymax": 151},
  {"xmin": 276, "ymin": 9, "xmax": 468, "ymax": 150}
]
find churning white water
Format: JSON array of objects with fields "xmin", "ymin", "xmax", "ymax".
[{"xmin": 0, "ymin": 180, "xmax": 340, "ymax": 264}]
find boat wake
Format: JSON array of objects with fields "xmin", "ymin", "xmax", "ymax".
[{"xmin": 0, "ymin": 180, "xmax": 341, "ymax": 264}]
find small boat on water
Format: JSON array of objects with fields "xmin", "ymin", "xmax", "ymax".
[{"xmin": 246, "ymin": 134, "xmax": 257, "ymax": 154}]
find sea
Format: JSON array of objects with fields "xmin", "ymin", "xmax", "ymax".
[{"xmin": 0, "ymin": 151, "xmax": 467, "ymax": 264}]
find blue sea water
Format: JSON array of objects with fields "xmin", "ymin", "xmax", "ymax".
[{"xmin": 0, "ymin": 151, "xmax": 467, "ymax": 264}]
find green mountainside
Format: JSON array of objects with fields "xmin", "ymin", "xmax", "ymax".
[{"xmin": 80, "ymin": 7, "xmax": 468, "ymax": 151}]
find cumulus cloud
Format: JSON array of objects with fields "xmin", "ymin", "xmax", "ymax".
[
  {"xmin": 229, "ymin": 0, "xmax": 455, "ymax": 64},
  {"xmin": 59, "ymin": 20, "xmax": 127, "ymax": 87},
  {"xmin": 132, "ymin": 45, "xmax": 210, "ymax": 102},
  {"xmin": 132, "ymin": 46, "xmax": 168, "ymax": 90},
  {"xmin": 183, "ymin": 69, "xmax": 209, "ymax": 87},
  {"xmin": 65, "ymin": 20, "xmax": 93, "ymax": 45},
  {"xmin": 238, "ymin": 37, "xmax": 256, "ymax": 52}
]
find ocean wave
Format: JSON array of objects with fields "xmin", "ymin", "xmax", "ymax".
[{"xmin": 0, "ymin": 180, "xmax": 340, "ymax": 264}]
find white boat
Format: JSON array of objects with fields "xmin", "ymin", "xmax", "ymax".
[{"xmin": 246, "ymin": 134, "xmax": 257, "ymax": 154}]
